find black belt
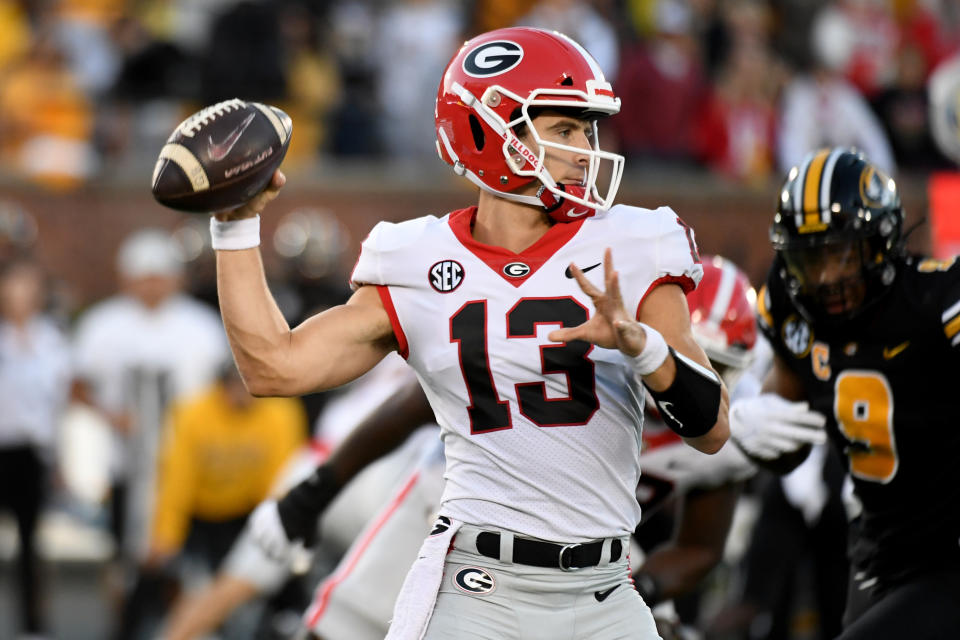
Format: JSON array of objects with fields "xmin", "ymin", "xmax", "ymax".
[{"xmin": 475, "ymin": 532, "xmax": 623, "ymax": 571}]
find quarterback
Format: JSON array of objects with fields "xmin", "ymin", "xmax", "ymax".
[{"xmin": 212, "ymin": 27, "xmax": 728, "ymax": 639}]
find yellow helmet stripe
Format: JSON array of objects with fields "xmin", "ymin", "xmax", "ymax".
[
  {"xmin": 945, "ymin": 313, "xmax": 960, "ymax": 340},
  {"xmin": 757, "ymin": 284, "xmax": 774, "ymax": 329},
  {"xmin": 803, "ymin": 149, "xmax": 831, "ymax": 225},
  {"xmin": 819, "ymin": 148, "xmax": 843, "ymax": 214}
]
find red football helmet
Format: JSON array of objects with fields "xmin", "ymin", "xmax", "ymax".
[
  {"xmin": 435, "ymin": 27, "xmax": 625, "ymax": 211},
  {"xmin": 686, "ymin": 255, "xmax": 758, "ymax": 371}
]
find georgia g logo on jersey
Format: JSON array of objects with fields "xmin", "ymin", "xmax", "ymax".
[
  {"xmin": 503, "ymin": 262, "xmax": 530, "ymax": 278},
  {"xmin": 463, "ymin": 41, "xmax": 524, "ymax": 77}
]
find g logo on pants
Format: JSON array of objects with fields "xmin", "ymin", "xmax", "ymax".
[{"xmin": 454, "ymin": 566, "xmax": 496, "ymax": 595}]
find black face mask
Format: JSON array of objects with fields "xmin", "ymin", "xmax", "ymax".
[{"xmin": 779, "ymin": 236, "xmax": 897, "ymax": 328}]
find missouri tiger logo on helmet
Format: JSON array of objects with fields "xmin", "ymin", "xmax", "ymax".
[{"xmin": 435, "ymin": 27, "xmax": 625, "ymax": 214}]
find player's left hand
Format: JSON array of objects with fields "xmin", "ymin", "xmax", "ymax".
[{"xmin": 548, "ymin": 248, "xmax": 647, "ymax": 356}]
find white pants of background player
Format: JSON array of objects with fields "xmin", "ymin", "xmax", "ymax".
[
  {"xmin": 304, "ymin": 438, "xmax": 446, "ymax": 639},
  {"xmin": 220, "ymin": 427, "xmax": 439, "ymax": 597}
]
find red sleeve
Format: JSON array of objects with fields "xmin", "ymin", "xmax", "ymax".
[{"xmin": 636, "ymin": 275, "xmax": 698, "ymax": 319}]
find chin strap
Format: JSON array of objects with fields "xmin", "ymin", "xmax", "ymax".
[{"xmin": 537, "ymin": 184, "xmax": 598, "ymax": 223}]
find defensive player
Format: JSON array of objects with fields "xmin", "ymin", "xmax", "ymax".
[
  {"xmin": 212, "ymin": 27, "xmax": 729, "ymax": 639},
  {"xmin": 729, "ymin": 147, "xmax": 960, "ymax": 639}
]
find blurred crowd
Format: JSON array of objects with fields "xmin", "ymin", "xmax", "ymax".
[
  {"xmin": 0, "ymin": 0, "xmax": 959, "ymax": 190},
  {"xmin": 0, "ymin": 190, "xmax": 357, "ymax": 637}
]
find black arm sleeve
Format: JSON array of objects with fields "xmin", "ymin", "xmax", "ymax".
[{"xmin": 645, "ymin": 347, "xmax": 722, "ymax": 438}]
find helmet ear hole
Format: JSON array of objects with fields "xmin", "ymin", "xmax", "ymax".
[{"xmin": 468, "ymin": 115, "xmax": 485, "ymax": 151}]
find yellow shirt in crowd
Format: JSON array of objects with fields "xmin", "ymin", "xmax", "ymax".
[{"xmin": 151, "ymin": 384, "xmax": 307, "ymax": 554}]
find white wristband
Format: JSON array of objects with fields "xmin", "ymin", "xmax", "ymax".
[
  {"xmin": 210, "ymin": 215, "xmax": 261, "ymax": 250},
  {"xmin": 631, "ymin": 323, "xmax": 670, "ymax": 377}
]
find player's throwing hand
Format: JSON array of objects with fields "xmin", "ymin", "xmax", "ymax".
[{"xmin": 214, "ymin": 170, "xmax": 286, "ymax": 222}]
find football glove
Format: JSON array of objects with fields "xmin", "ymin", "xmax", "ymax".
[
  {"xmin": 730, "ymin": 393, "xmax": 827, "ymax": 460},
  {"xmin": 251, "ymin": 464, "xmax": 340, "ymax": 561}
]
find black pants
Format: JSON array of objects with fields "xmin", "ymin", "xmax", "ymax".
[
  {"xmin": 740, "ymin": 454, "xmax": 848, "ymax": 640},
  {"xmin": 0, "ymin": 445, "xmax": 46, "ymax": 634},
  {"xmin": 114, "ymin": 513, "xmax": 249, "ymax": 640},
  {"xmin": 839, "ymin": 567, "xmax": 960, "ymax": 640}
]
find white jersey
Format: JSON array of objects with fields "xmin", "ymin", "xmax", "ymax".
[
  {"xmin": 73, "ymin": 293, "xmax": 227, "ymax": 418},
  {"xmin": 72, "ymin": 292, "xmax": 227, "ymax": 556},
  {"xmin": 351, "ymin": 204, "xmax": 701, "ymax": 542},
  {"xmin": 0, "ymin": 316, "xmax": 71, "ymax": 449}
]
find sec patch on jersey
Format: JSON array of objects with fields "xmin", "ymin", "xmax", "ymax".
[{"xmin": 151, "ymin": 98, "xmax": 292, "ymax": 213}]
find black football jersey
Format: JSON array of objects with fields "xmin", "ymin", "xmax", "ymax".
[{"xmin": 759, "ymin": 255, "xmax": 960, "ymax": 582}]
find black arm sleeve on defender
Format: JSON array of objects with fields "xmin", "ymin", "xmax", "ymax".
[
  {"xmin": 644, "ymin": 347, "xmax": 722, "ymax": 438},
  {"xmin": 276, "ymin": 463, "xmax": 342, "ymax": 545}
]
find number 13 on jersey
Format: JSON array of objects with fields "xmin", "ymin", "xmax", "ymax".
[{"xmin": 450, "ymin": 297, "xmax": 600, "ymax": 434}]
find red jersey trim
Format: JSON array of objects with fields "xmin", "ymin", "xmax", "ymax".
[
  {"xmin": 304, "ymin": 470, "xmax": 421, "ymax": 628},
  {"xmin": 636, "ymin": 275, "xmax": 698, "ymax": 319},
  {"xmin": 447, "ymin": 206, "xmax": 586, "ymax": 288},
  {"xmin": 376, "ymin": 285, "xmax": 409, "ymax": 359},
  {"xmin": 307, "ymin": 439, "xmax": 332, "ymax": 460}
]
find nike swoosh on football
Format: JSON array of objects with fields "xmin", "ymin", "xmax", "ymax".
[
  {"xmin": 882, "ymin": 341, "xmax": 909, "ymax": 359},
  {"xmin": 566, "ymin": 208, "xmax": 591, "ymax": 217},
  {"xmin": 565, "ymin": 262, "xmax": 601, "ymax": 278},
  {"xmin": 594, "ymin": 585, "xmax": 620, "ymax": 602},
  {"xmin": 208, "ymin": 112, "xmax": 256, "ymax": 162}
]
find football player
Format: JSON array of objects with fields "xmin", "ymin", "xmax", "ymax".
[
  {"xmin": 729, "ymin": 147, "xmax": 960, "ymax": 639},
  {"xmin": 211, "ymin": 27, "xmax": 729, "ymax": 639},
  {"xmin": 301, "ymin": 256, "xmax": 756, "ymax": 640},
  {"xmin": 161, "ymin": 258, "xmax": 756, "ymax": 640}
]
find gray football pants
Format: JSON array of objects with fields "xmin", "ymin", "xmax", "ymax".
[{"xmin": 423, "ymin": 525, "xmax": 662, "ymax": 640}]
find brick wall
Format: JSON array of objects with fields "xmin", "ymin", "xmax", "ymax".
[{"xmin": 2, "ymin": 171, "xmax": 931, "ymax": 312}]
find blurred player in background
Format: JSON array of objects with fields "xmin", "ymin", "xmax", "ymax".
[
  {"xmin": 211, "ymin": 26, "xmax": 728, "ymax": 640},
  {"xmin": 927, "ymin": 51, "xmax": 960, "ymax": 260},
  {"xmin": 70, "ymin": 228, "xmax": 228, "ymax": 637},
  {"xmin": 116, "ymin": 362, "xmax": 306, "ymax": 639},
  {"xmin": 630, "ymin": 256, "xmax": 759, "ymax": 637},
  {"xmin": 0, "ymin": 255, "xmax": 72, "ymax": 638},
  {"xmin": 161, "ymin": 354, "xmax": 435, "ymax": 640},
  {"xmin": 729, "ymin": 147, "xmax": 960, "ymax": 639}
]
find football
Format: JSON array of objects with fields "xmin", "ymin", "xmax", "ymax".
[{"xmin": 151, "ymin": 98, "xmax": 292, "ymax": 213}]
